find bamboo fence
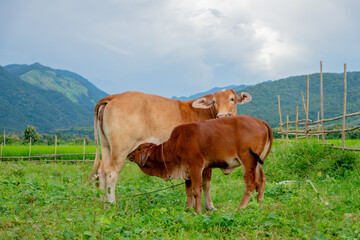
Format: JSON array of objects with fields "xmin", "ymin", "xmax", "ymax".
[{"xmin": 277, "ymin": 62, "xmax": 360, "ymax": 152}]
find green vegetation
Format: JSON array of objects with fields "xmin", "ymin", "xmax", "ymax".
[
  {"xmin": 0, "ymin": 63, "xmax": 107, "ymax": 131},
  {"xmin": 237, "ymin": 72, "xmax": 360, "ymax": 128},
  {"xmin": 4, "ymin": 63, "xmax": 107, "ymax": 111},
  {"xmin": 1, "ymin": 142, "xmax": 359, "ymax": 239},
  {"xmin": 1, "ymin": 145, "xmax": 97, "ymax": 160},
  {"xmin": 0, "ymin": 66, "xmax": 94, "ymax": 131}
]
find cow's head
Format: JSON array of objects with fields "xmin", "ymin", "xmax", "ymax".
[
  {"xmin": 192, "ymin": 89, "xmax": 252, "ymax": 118},
  {"xmin": 128, "ymin": 143, "xmax": 156, "ymax": 166}
]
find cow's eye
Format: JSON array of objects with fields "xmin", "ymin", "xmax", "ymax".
[
  {"xmin": 137, "ymin": 148, "xmax": 140, "ymax": 151},
  {"xmin": 230, "ymin": 98, "xmax": 235, "ymax": 102}
]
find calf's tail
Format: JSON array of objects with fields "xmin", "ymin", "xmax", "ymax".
[{"xmin": 249, "ymin": 148, "xmax": 264, "ymax": 165}]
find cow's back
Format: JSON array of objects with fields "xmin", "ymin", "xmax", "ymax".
[
  {"xmin": 101, "ymin": 92, "xmax": 186, "ymax": 149},
  {"xmin": 169, "ymin": 115, "xmax": 271, "ymax": 161}
]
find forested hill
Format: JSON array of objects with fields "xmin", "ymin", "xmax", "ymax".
[
  {"xmin": 4, "ymin": 63, "xmax": 107, "ymax": 112},
  {"xmin": 236, "ymin": 72, "xmax": 360, "ymax": 128},
  {"xmin": 0, "ymin": 64, "xmax": 108, "ymax": 131}
]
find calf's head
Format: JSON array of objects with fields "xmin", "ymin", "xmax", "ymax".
[
  {"xmin": 128, "ymin": 143, "xmax": 156, "ymax": 166},
  {"xmin": 192, "ymin": 89, "xmax": 252, "ymax": 118}
]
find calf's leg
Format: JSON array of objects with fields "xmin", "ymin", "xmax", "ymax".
[
  {"xmin": 202, "ymin": 168, "xmax": 216, "ymax": 210},
  {"xmin": 185, "ymin": 180, "xmax": 195, "ymax": 208},
  {"xmin": 189, "ymin": 167, "xmax": 204, "ymax": 214},
  {"xmin": 255, "ymin": 164, "xmax": 266, "ymax": 204},
  {"xmin": 237, "ymin": 156, "xmax": 257, "ymax": 210}
]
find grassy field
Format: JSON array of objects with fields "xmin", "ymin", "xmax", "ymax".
[
  {"xmin": 0, "ymin": 141, "xmax": 359, "ymax": 239},
  {"xmin": 0, "ymin": 145, "xmax": 98, "ymax": 160}
]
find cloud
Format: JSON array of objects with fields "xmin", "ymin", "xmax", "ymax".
[{"xmin": 1, "ymin": 0, "xmax": 360, "ymax": 97}]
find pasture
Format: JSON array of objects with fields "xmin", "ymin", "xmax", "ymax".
[{"xmin": 0, "ymin": 141, "xmax": 359, "ymax": 239}]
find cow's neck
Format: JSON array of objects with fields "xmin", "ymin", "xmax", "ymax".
[{"xmin": 179, "ymin": 101, "xmax": 216, "ymax": 122}]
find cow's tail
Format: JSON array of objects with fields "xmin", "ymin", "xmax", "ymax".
[
  {"xmin": 260, "ymin": 121, "xmax": 273, "ymax": 161},
  {"xmin": 249, "ymin": 121, "xmax": 273, "ymax": 165},
  {"xmin": 87, "ymin": 99, "xmax": 109, "ymax": 183}
]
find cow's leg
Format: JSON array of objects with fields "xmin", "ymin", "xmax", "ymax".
[
  {"xmin": 98, "ymin": 131, "xmax": 110, "ymax": 202},
  {"xmin": 103, "ymin": 152, "xmax": 127, "ymax": 204},
  {"xmin": 237, "ymin": 156, "xmax": 257, "ymax": 210},
  {"xmin": 189, "ymin": 167, "xmax": 204, "ymax": 214},
  {"xmin": 255, "ymin": 164, "xmax": 266, "ymax": 204},
  {"xmin": 202, "ymin": 168, "xmax": 216, "ymax": 211},
  {"xmin": 185, "ymin": 180, "xmax": 195, "ymax": 208}
]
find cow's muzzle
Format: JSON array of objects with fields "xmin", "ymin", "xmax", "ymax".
[{"xmin": 216, "ymin": 113, "xmax": 233, "ymax": 118}]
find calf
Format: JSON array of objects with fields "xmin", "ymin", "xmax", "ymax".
[{"xmin": 128, "ymin": 115, "xmax": 273, "ymax": 213}]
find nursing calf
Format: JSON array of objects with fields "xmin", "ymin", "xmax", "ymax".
[{"xmin": 128, "ymin": 115, "xmax": 273, "ymax": 213}]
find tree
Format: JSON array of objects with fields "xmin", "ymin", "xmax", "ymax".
[{"xmin": 24, "ymin": 126, "xmax": 41, "ymax": 143}]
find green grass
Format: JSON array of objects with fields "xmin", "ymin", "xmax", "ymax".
[
  {"xmin": 1, "ymin": 145, "xmax": 97, "ymax": 160},
  {"xmin": 0, "ymin": 142, "xmax": 359, "ymax": 239}
]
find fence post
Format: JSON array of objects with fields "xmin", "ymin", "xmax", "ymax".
[
  {"xmin": 83, "ymin": 138, "xmax": 86, "ymax": 161},
  {"xmin": 29, "ymin": 137, "xmax": 32, "ymax": 161},
  {"xmin": 286, "ymin": 115, "xmax": 289, "ymax": 142},
  {"xmin": 278, "ymin": 95, "xmax": 284, "ymax": 140},
  {"xmin": 320, "ymin": 61, "xmax": 325, "ymax": 144},
  {"xmin": 296, "ymin": 106, "xmax": 298, "ymax": 142},
  {"xmin": 305, "ymin": 75, "xmax": 309, "ymax": 140},
  {"xmin": 55, "ymin": 135, "xmax": 57, "ymax": 160},
  {"xmin": 317, "ymin": 112, "xmax": 320, "ymax": 143},
  {"xmin": 342, "ymin": 63, "xmax": 347, "ymax": 151},
  {"xmin": 301, "ymin": 91, "xmax": 307, "ymax": 115}
]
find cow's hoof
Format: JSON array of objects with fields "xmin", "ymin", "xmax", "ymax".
[{"xmin": 206, "ymin": 206, "xmax": 218, "ymax": 211}]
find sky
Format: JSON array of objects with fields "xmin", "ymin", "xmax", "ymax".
[{"xmin": 1, "ymin": 0, "xmax": 360, "ymax": 98}]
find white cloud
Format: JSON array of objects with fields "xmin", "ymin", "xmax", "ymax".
[{"xmin": 1, "ymin": 0, "xmax": 360, "ymax": 97}]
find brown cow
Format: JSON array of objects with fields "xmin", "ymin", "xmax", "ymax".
[
  {"xmin": 128, "ymin": 115, "xmax": 273, "ymax": 214},
  {"xmin": 88, "ymin": 90, "xmax": 252, "ymax": 204}
]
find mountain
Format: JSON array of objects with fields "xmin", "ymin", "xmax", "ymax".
[
  {"xmin": 236, "ymin": 72, "xmax": 360, "ymax": 128},
  {"xmin": 4, "ymin": 63, "xmax": 107, "ymax": 112},
  {"xmin": 172, "ymin": 84, "xmax": 250, "ymax": 100},
  {"xmin": 0, "ymin": 64, "xmax": 108, "ymax": 132}
]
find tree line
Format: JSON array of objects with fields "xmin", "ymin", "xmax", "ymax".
[{"xmin": 1, "ymin": 126, "xmax": 94, "ymax": 145}]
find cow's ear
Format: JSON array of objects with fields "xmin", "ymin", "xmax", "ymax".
[
  {"xmin": 192, "ymin": 97, "xmax": 214, "ymax": 109},
  {"xmin": 236, "ymin": 92, "xmax": 252, "ymax": 105}
]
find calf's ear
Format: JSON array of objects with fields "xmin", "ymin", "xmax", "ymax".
[
  {"xmin": 236, "ymin": 92, "xmax": 252, "ymax": 104},
  {"xmin": 192, "ymin": 97, "xmax": 214, "ymax": 109},
  {"xmin": 139, "ymin": 146, "xmax": 154, "ymax": 166}
]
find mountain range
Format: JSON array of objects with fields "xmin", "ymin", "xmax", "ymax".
[
  {"xmin": 236, "ymin": 72, "xmax": 360, "ymax": 128},
  {"xmin": 0, "ymin": 63, "xmax": 107, "ymax": 131},
  {"xmin": 172, "ymin": 84, "xmax": 249, "ymax": 100},
  {"xmin": 0, "ymin": 62, "xmax": 359, "ymax": 133}
]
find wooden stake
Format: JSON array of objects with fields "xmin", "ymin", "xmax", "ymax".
[
  {"xmin": 305, "ymin": 75, "xmax": 310, "ymax": 140},
  {"xmin": 29, "ymin": 137, "xmax": 32, "ymax": 161},
  {"xmin": 83, "ymin": 138, "xmax": 86, "ymax": 161},
  {"xmin": 296, "ymin": 106, "xmax": 298, "ymax": 142},
  {"xmin": 342, "ymin": 63, "xmax": 347, "ymax": 151},
  {"xmin": 286, "ymin": 115, "xmax": 289, "ymax": 142},
  {"xmin": 278, "ymin": 95, "xmax": 284, "ymax": 140},
  {"xmin": 317, "ymin": 112, "xmax": 320, "ymax": 143},
  {"xmin": 320, "ymin": 61, "xmax": 325, "ymax": 144},
  {"xmin": 301, "ymin": 91, "xmax": 307, "ymax": 115},
  {"xmin": 55, "ymin": 135, "xmax": 58, "ymax": 161}
]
